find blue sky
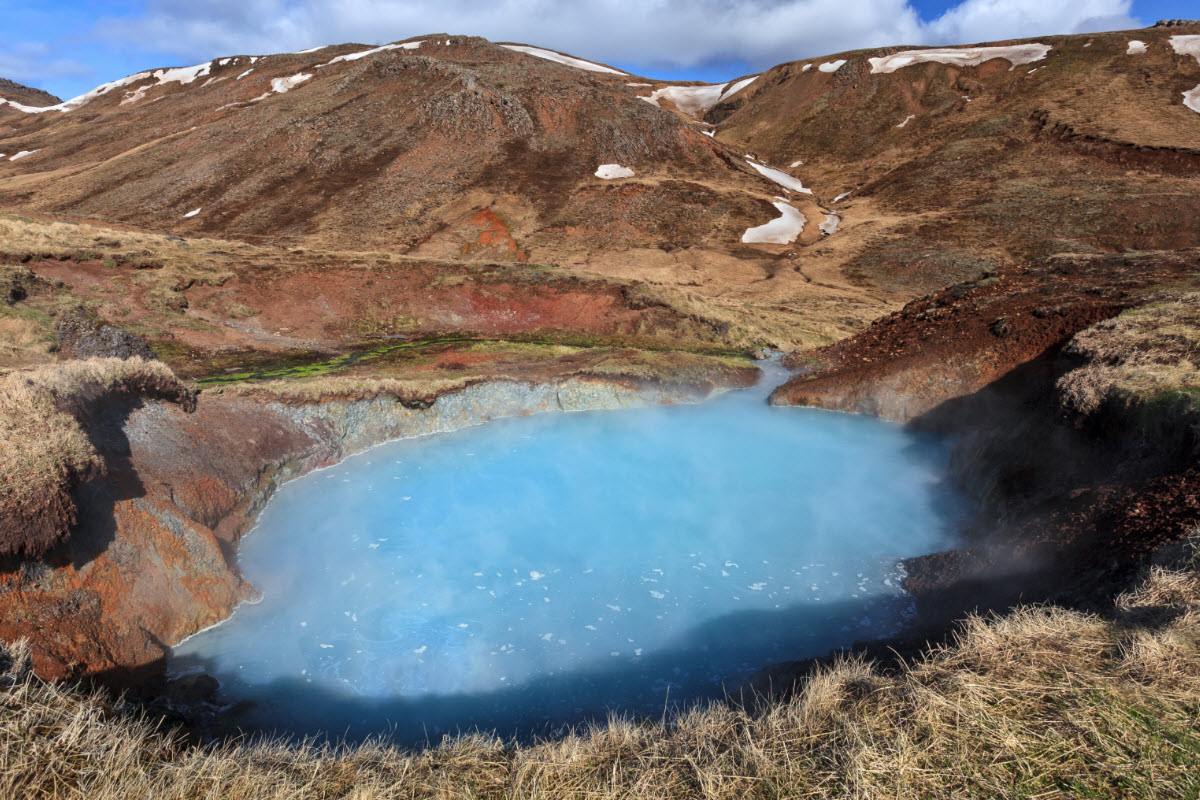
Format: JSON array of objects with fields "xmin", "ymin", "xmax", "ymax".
[{"xmin": 1, "ymin": 0, "xmax": 1191, "ymax": 100}]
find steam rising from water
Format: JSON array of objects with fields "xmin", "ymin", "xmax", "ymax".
[{"xmin": 172, "ymin": 362, "xmax": 967, "ymax": 743}]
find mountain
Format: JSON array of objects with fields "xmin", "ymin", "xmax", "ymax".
[{"xmin": 0, "ymin": 37, "xmax": 805, "ymax": 257}]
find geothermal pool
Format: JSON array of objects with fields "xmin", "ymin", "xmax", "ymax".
[{"xmin": 172, "ymin": 364, "xmax": 967, "ymax": 743}]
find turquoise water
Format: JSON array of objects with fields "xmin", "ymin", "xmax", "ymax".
[{"xmin": 171, "ymin": 364, "xmax": 967, "ymax": 744}]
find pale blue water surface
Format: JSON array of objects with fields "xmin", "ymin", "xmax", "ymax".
[{"xmin": 171, "ymin": 362, "xmax": 968, "ymax": 744}]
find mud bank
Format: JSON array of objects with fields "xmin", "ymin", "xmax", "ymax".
[{"xmin": 0, "ymin": 374, "xmax": 745, "ymax": 682}]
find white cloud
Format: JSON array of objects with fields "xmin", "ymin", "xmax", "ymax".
[
  {"xmin": 925, "ymin": 0, "xmax": 1137, "ymax": 44},
  {"xmin": 84, "ymin": 0, "xmax": 1139, "ymax": 81},
  {"xmin": 0, "ymin": 39, "xmax": 93, "ymax": 89}
]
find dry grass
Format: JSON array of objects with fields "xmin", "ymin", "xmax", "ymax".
[
  {"xmin": 3, "ymin": 534, "xmax": 1198, "ymax": 799},
  {"xmin": 0, "ymin": 357, "xmax": 192, "ymax": 555},
  {"xmin": 204, "ymin": 374, "xmax": 480, "ymax": 404},
  {"xmin": 1057, "ymin": 293, "xmax": 1200, "ymax": 420}
]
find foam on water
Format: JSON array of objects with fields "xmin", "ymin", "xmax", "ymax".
[{"xmin": 172, "ymin": 362, "xmax": 968, "ymax": 743}]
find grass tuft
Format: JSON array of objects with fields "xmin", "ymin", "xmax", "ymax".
[{"xmin": 0, "ymin": 358, "xmax": 193, "ymax": 556}]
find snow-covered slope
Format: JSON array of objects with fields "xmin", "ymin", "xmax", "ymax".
[{"xmin": 499, "ymin": 44, "xmax": 625, "ymax": 75}]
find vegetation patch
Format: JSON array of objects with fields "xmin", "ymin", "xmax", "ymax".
[{"xmin": 1058, "ymin": 294, "xmax": 1200, "ymax": 450}]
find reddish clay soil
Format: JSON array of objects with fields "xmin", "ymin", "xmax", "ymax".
[
  {"xmin": 22, "ymin": 255, "xmax": 733, "ymax": 356},
  {"xmin": 771, "ymin": 249, "xmax": 1200, "ymax": 421}
]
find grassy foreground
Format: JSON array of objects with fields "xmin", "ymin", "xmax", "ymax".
[
  {"xmin": 0, "ymin": 357, "xmax": 193, "ymax": 556},
  {"xmin": 2, "ymin": 536, "xmax": 1198, "ymax": 799}
]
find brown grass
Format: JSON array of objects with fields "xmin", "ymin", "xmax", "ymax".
[
  {"xmin": 0, "ymin": 358, "xmax": 193, "ymax": 556},
  {"xmin": 2, "ymin": 533, "xmax": 1197, "ymax": 799},
  {"xmin": 1057, "ymin": 293, "xmax": 1200, "ymax": 419}
]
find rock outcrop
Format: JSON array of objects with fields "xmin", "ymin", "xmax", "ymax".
[{"xmin": 56, "ymin": 316, "xmax": 158, "ymax": 361}]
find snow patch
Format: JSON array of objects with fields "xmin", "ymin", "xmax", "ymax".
[
  {"xmin": 7, "ymin": 58, "xmax": 217, "ymax": 113},
  {"xmin": 801, "ymin": 63, "xmax": 813, "ymax": 72},
  {"xmin": 896, "ymin": 114, "xmax": 915, "ymax": 128},
  {"xmin": 1169, "ymin": 37, "xmax": 1200, "ymax": 113},
  {"xmin": 639, "ymin": 78, "xmax": 762, "ymax": 117},
  {"xmin": 832, "ymin": 190, "xmax": 853, "ymax": 204},
  {"xmin": 1170, "ymin": 35, "xmax": 1200, "ymax": 63},
  {"xmin": 1184, "ymin": 85, "xmax": 1200, "ymax": 115},
  {"xmin": 595, "ymin": 164, "xmax": 635, "ymax": 179},
  {"xmin": 625, "ymin": 82, "xmax": 652, "ymax": 87},
  {"xmin": 318, "ymin": 41, "xmax": 423, "ymax": 67},
  {"xmin": 271, "ymin": 73, "xmax": 312, "ymax": 93},
  {"xmin": 869, "ymin": 44, "xmax": 1050, "ymax": 74},
  {"xmin": 819, "ymin": 213, "xmax": 841, "ymax": 235},
  {"xmin": 500, "ymin": 45, "xmax": 625, "ymax": 75},
  {"xmin": 1, "ymin": 71, "xmax": 150, "ymax": 113},
  {"xmin": 151, "ymin": 62, "xmax": 213, "ymax": 87},
  {"xmin": 183, "ymin": 208, "xmax": 201, "ymax": 218},
  {"xmin": 236, "ymin": 69, "xmax": 254, "ymax": 80},
  {"xmin": 8, "ymin": 150, "xmax": 39, "ymax": 162},
  {"xmin": 742, "ymin": 202, "xmax": 806, "ymax": 244},
  {"xmin": 1127, "ymin": 40, "xmax": 1147, "ymax": 55},
  {"xmin": 120, "ymin": 85, "xmax": 151, "ymax": 106},
  {"xmin": 819, "ymin": 60, "xmax": 847, "ymax": 73},
  {"xmin": 745, "ymin": 158, "xmax": 812, "ymax": 194},
  {"xmin": 719, "ymin": 75, "xmax": 757, "ymax": 102}
]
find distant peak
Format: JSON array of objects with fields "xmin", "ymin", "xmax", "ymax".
[{"xmin": 0, "ymin": 77, "xmax": 61, "ymax": 107}]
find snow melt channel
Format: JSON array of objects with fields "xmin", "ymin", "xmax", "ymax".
[{"xmin": 745, "ymin": 158, "xmax": 812, "ymax": 194}]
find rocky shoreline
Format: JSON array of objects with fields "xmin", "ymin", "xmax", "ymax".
[
  {"xmin": 751, "ymin": 255, "xmax": 1200, "ymax": 691},
  {"xmin": 0, "ymin": 373, "xmax": 746, "ymax": 684}
]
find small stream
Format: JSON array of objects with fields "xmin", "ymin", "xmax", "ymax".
[{"xmin": 172, "ymin": 360, "xmax": 969, "ymax": 744}]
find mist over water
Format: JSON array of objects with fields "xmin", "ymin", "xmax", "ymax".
[{"xmin": 172, "ymin": 363, "xmax": 969, "ymax": 744}]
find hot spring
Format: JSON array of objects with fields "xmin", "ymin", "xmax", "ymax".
[{"xmin": 171, "ymin": 362, "xmax": 968, "ymax": 744}]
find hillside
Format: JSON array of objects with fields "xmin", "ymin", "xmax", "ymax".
[
  {"xmin": 706, "ymin": 26, "xmax": 1200, "ymax": 295},
  {"xmin": 4, "ymin": 27, "xmax": 1199, "ymax": 355},
  {"xmin": 0, "ymin": 37, "xmax": 877, "ymax": 350},
  {"xmin": 0, "ymin": 78, "xmax": 60, "ymax": 109}
]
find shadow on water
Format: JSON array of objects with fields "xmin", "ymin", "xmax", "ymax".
[{"xmin": 184, "ymin": 592, "xmax": 911, "ymax": 747}]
